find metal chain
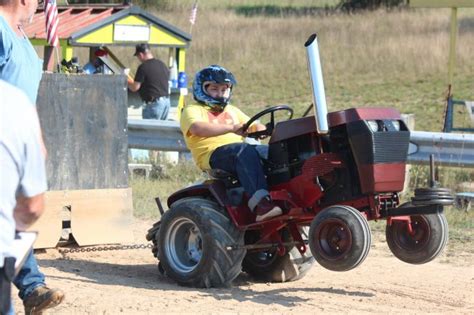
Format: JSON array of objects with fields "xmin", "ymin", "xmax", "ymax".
[{"xmin": 58, "ymin": 243, "xmax": 153, "ymax": 255}]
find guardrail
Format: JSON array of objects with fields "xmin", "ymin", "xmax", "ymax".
[
  {"xmin": 128, "ymin": 119, "xmax": 474, "ymax": 168},
  {"xmin": 128, "ymin": 119, "xmax": 188, "ymax": 152},
  {"xmin": 408, "ymin": 131, "xmax": 474, "ymax": 167}
]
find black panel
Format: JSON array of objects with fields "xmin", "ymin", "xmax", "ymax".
[
  {"xmin": 37, "ymin": 73, "xmax": 128, "ymax": 190},
  {"xmin": 266, "ymin": 133, "xmax": 318, "ymax": 186},
  {"xmin": 347, "ymin": 120, "xmax": 410, "ymax": 165},
  {"xmin": 320, "ymin": 125, "xmax": 362, "ymax": 205}
]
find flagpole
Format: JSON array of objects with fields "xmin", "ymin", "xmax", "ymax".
[
  {"xmin": 45, "ymin": 0, "xmax": 60, "ymax": 72},
  {"xmin": 189, "ymin": 0, "xmax": 198, "ymax": 35}
]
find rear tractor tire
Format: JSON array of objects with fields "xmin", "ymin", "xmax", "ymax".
[
  {"xmin": 309, "ymin": 205, "xmax": 371, "ymax": 272},
  {"xmin": 386, "ymin": 212, "xmax": 448, "ymax": 264},
  {"xmin": 157, "ymin": 197, "xmax": 246, "ymax": 288}
]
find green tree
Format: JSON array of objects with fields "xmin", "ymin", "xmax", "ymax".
[
  {"xmin": 65, "ymin": 0, "xmax": 171, "ymax": 9},
  {"xmin": 338, "ymin": 0, "xmax": 407, "ymax": 11}
]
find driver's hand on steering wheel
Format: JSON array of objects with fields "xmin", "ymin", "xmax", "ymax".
[
  {"xmin": 248, "ymin": 123, "xmax": 268, "ymax": 139},
  {"xmin": 249, "ymin": 123, "xmax": 266, "ymax": 132},
  {"xmin": 232, "ymin": 123, "xmax": 246, "ymax": 136}
]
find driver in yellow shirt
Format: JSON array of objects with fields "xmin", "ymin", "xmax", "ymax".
[{"xmin": 180, "ymin": 65, "xmax": 282, "ymax": 221}]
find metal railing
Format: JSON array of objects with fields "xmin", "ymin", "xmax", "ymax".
[
  {"xmin": 443, "ymin": 98, "xmax": 474, "ymax": 133},
  {"xmin": 128, "ymin": 119, "xmax": 188, "ymax": 152},
  {"xmin": 408, "ymin": 131, "xmax": 474, "ymax": 167},
  {"xmin": 128, "ymin": 119, "xmax": 474, "ymax": 168}
]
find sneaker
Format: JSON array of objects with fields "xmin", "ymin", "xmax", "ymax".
[
  {"xmin": 255, "ymin": 197, "xmax": 282, "ymax": 222},
  {"xmin": 24, "ymin": 286, "xmax": 65, "ymax": 315}
]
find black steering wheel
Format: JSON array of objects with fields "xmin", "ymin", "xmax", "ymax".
[{"xmin": 242, "ymin": 105, "xmax": 293, "ymax": 139}]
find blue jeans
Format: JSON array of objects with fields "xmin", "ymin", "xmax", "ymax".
[
  {"xmin": 3, "ymin": 302, "xmax": 14, "ymax": 315},
  {"xmin": 4, "ymin": 302, "xmax": 14, "ymax": 315},
  {"xmin": 142, "ymin": 97, "xmax": 170, "ymax": 120},
  {"xmin": 13, "ymin": 250, "xmax": 45, "ymax": 300},
  {"xmin": 1, "ymin": 259, "xmax": 15, "ymax": 315},
  {"xmin": 209, "ymin": 143, "xmax": 269, "ymax": 210}
]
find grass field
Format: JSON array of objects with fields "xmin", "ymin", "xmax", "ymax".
[
  {"xmin": 150, "ymin": 4, "xmax": 474, "ymax": 131},
  {"xmin": 104, "ymin": 1, "xmax": 473, "ymax": 131},
  {"xmin": 127, "ymin": 2, "xmax": 473, "ymax": 247}
]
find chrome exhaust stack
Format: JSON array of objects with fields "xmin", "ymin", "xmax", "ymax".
[{"xmin": 305, "ymin": 33, "xmax": 329, "ymax": 134}]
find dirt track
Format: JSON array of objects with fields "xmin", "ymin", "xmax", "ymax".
[{"xmin": 12, "ymin": 219, "xmax": 474, "ymax": 314}]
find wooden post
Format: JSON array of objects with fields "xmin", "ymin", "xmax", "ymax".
[
  {"xmin": 447, "ymin": 7, "xmax": 458, "ymax": 95},
  {"xmin": 410, "ymin": 0, "xmax": 474, "ymax": 95},
  {"xmin": 61, "ymin": 44, "xmax": 73, "ymax": 63},
  {"xmin": 43, "ymin": 46, "xmax": 55, "ymax": 71}
]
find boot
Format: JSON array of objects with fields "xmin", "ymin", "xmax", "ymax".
[
  {"xmin": 23, "ymin": 286, "xmax": 64, "ymax": 315},
  {"xmin": 255, "ymin": 197, "xmax": 282, "ymax": 222}
]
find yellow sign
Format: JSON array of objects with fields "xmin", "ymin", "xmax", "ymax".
[{"xmin": 113, "ymin": 24, "xmax": 150, "ymax": 42}]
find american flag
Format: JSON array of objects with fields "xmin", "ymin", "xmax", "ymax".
[
  {"xmin": 189, "ymin": 1, "xmax": 198, "ymax": 25},
  {"xmin": 45, "ymin": 0, "xmax": 59, "ymax": 47}
]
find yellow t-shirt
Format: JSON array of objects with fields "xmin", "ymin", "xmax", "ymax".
[{"xmin": 180, "ymin": 104, "xmax": 250, "ymax": 170}]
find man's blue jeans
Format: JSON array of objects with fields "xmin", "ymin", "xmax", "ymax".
[
  {"xmin": 209, "ymin": 143, "xmax": 269, "ymax": 210},
  {"xmin": 142, "ymin": 97, "xmax": 170, "ymax": 120},
  {"xmin": 13, "ymin": 250, "xmax": 45, "ymax": 300}
]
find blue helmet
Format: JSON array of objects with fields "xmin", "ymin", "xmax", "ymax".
[{"xmin": 193, "ymin": 65, "xmax": 237, "ymax": 110}]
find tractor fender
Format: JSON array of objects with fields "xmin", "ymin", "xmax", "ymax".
[{"xmin": 167, "ymin": 179, "xmax": 230, "ymax": 208}]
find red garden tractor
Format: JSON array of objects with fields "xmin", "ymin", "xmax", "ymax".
[{"xmin": 146, "ymin": 34, "xmax": 453, "ymax": 288}]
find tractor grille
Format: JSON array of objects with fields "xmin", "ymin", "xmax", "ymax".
[{"xmin": 371, "ymin": 132, "xmax": 410, "ymax": 163}]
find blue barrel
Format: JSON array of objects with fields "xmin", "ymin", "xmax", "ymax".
[{"xmin": 178, "ymin": 71, "xmax": 187, "ymax": 88}]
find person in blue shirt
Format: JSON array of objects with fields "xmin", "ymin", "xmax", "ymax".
[
  {"xmin": 0, "ymin": 1, "xmax": 65, "ymax": 314},
  {"xmin": 0, "ymin": 80, "xmax": 47, "ymax": 315},
  {"xmin": 0, "ymin": 1, "xmax": 42, "ymax": 104}
]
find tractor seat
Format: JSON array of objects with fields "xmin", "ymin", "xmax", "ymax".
[{"xmin": 206, "ymin": 169, "xmax": 240, "ymax": 187}]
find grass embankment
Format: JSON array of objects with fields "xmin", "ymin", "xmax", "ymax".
[
  {"xmin": 154, "ymin": 5, "xmax": 474, "ymax": 130},
  {"xmin": 129, "ymin": 3, "xmax": 473, "ymax": 250},
  {"xmin": 132, "ymin": 160, "xmax": 205, "ymax": 218}
]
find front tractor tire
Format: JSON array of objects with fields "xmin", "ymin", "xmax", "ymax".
[
  {"xmin": 242, "ymin": 227, "xmax": 315, "ymax": 282},
  {"xmin": 309, "ymin": 205, "xmax": 371, "ymax": 272},
  {"xmin": 157, "ymin": 197, "xmax": 246, "ymax": 288},
  {"xmin": 386, "ymin": 212, "xmax": 448, "ymax": 264}
]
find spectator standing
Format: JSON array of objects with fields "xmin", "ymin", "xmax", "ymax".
[
  {"xmin": 0, "ymin": 0, "xmax": 42, "ymax": 105},
  {"xmin": 0, "ymin": 80, "xmax": 47, "ymax": 315},
  {"xmin": 128, "ymin": 43, "xmax": 170, "ymax": 120},
  {"xmin": 0, "ymin": 1, "xmax": 65, "ymax": 313}
]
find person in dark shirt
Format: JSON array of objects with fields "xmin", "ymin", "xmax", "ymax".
[{"xmin": 128, "ymin": 43, "xmax": 170, "ymax": 120}]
